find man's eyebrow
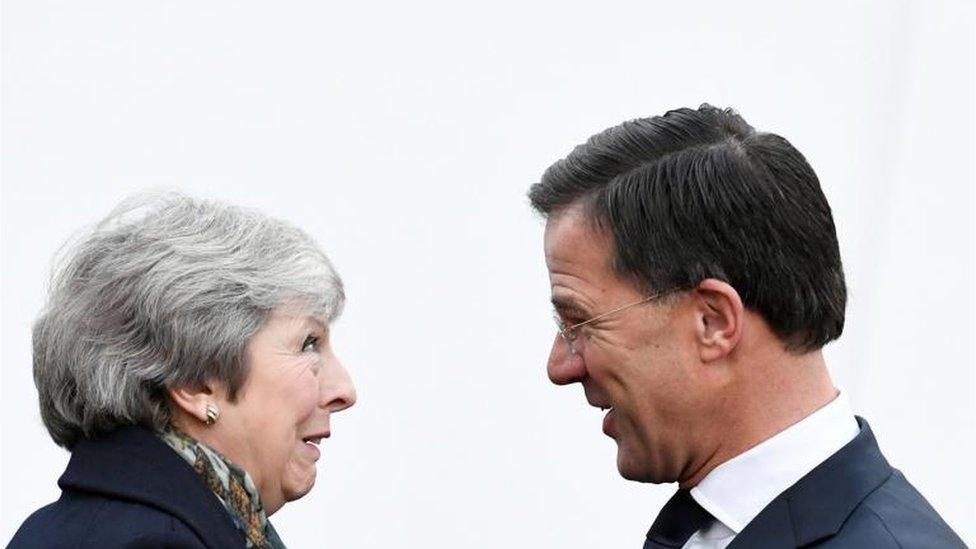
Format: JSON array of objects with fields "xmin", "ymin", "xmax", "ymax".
[{"xmin": 550, "ymin": 296, "xmax": 589, "ymax": 316}]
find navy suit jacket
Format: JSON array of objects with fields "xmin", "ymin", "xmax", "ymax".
[
  {"xmin": 9, "ymin": 426, "xmax": 247, "ymax": 548},
  {"xmin": 717, "ymin": 417, "xmax": 965, "ymax": 548}
]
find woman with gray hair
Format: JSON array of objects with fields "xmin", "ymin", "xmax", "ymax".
[{"xmin": 10, "ymin": 192, "xmax": 357, "ymax": 548}]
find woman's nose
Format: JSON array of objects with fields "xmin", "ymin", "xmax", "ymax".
[{"xmin": 320, "ymin": 356, "xmax": 357, "ymax": 412}]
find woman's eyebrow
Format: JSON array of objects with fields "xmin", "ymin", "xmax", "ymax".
[{"xmin": 303, "ymin": 316, "xmax": 329, "ymax": 333}]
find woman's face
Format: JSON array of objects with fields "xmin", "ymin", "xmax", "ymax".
[{"xmin": 212, "ymin": 309, "xmax": 356, "ymax": 514}]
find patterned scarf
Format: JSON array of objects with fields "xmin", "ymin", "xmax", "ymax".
[{"xmin": 158, "ymin": 428, "xmax": 286, "ymax": 549}]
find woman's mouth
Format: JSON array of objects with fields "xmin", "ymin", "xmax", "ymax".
[{"xmin": 300, "ymin": 432, "xmax": 329, "ymax": 460}]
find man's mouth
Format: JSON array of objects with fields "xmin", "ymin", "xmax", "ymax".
[
  {"xmin": 601, "ymin": 406, "xmax": 616, "ymax": 436},
  {"xmin": 588, "ymin": 400, "xmax": 612, "ymax": 412}
]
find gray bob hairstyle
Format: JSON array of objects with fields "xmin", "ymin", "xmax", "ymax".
[{"xmin": 33, "ymin": 191, "xmax": 345, "ymax": 449}]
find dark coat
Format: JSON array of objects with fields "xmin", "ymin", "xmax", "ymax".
[
  {"xmin": 9, "ymin": 426, "xmax": 247, "ymax": 548},
  {"xmin": 725, "ymin": 417, "xmax": 966, "ymax": 548}
]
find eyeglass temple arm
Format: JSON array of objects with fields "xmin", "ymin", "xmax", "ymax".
[{"xmin": 565, "ymin": 287, "xmax": 684, "ymax": 332}]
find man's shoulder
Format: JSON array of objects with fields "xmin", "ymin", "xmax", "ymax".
[
  {"xmin": 814, "ymin": 469, "xmax": 966, "ymax": 548},
  {"xmin": 9, "ymin": 490, "xmax": 206, "ymax": 549},
  {"xmin": 732, "ymin": 418, "xmax": 966, "ymax": 548}
]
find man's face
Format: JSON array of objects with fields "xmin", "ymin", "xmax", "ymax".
[{"xmin": 544, "ymin": 207, "xmax": 720, "ymax": 483}]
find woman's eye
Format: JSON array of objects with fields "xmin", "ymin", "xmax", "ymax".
[{"xmin": 301, "ymin": 335, "xmax": 319, "ymax": 352}]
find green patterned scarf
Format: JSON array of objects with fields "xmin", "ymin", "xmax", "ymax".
[{"xmin": 158, "ymin": 428, "xmax": 286, "ymax": 549}]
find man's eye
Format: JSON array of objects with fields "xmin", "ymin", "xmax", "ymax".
[
  {"xmin": 560, "ymin": 312, "xmax": 585, "ymax": 326},
  {"xmin": 301, "ymin": 335, "xmax": 319, "ymax": 352},
  {"xmin": 559, "ymin": 316, "xmax": 580, "ymax": 328}
]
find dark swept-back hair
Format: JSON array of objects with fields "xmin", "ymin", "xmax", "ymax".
[{"xmin": 528, "ymin": 104, "xmax": 846, "ymax": 352}]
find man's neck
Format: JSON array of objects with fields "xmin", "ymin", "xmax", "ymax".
[{"xmin": 679, "ymin": 349, "xmax": 837, "ymax": 489}]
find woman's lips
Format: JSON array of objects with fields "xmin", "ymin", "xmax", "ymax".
[{"xmin": 301, "ymin": 439, "xmax": 322, "ymax": 460}]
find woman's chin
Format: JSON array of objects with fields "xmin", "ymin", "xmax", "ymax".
[{"xmin": 282, "ymin": 464, "xmax": 318, "ymax": 503}]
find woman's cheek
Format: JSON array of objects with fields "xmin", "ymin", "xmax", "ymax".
[{"xmin": 297, "ymin": 371, "xmax": 320, "ymax": 413}]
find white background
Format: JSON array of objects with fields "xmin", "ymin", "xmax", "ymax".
[{"xmin": 2, "ymin": 1, "xmax": 973, "ymax": 547}]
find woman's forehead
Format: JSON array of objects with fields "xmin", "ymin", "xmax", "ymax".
[{"xmin": 266, "ymin": 308, "xmax": 330, "ymax": 331}]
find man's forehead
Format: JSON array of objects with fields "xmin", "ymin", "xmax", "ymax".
[
  {"xmin": 544, "ymin": 207, "xmax": 623, "ymax": 313},
  {"xmin": 544, "ymin": 207, "xmax": 613, "ymax": 268}
]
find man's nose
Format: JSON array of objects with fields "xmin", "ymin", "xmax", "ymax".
[{"xmin": 547, "ymin": 334, "xmax": 586, "ymax": 385}]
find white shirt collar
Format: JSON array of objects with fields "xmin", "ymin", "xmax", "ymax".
[{"xmin": 689, "ymin": 391, "xmax": 859, "ymax": 534}]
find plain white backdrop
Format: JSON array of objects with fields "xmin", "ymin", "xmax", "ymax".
[{"xmin": 2, "ymin": 1, "xmax": 974, "ymax": 547}]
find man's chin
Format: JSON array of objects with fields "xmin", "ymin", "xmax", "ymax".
[
  {"xmin": 615, "ymin": 448, "xmax": 665, "ymax": 483},
  {"xmin": 615, "ymin": 448, "xmax": 641, "ymax": 481}
]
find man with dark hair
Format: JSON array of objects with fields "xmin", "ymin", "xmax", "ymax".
[{"xmin": 529, "ymin": 105, "xmax": 964, "ymax": 548}]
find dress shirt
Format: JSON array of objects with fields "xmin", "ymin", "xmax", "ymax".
[{"xmin": 683, "ymin": 391, "xmax": 859, "ymax": 549}]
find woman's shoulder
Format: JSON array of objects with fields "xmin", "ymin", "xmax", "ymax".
[
  {"xmin": 9, "ymin": 427, "xmax": 246, "ymax": 548},
  {"xmin": 8, "ymin": 490, "xmax": 207, "ymax": 548}
]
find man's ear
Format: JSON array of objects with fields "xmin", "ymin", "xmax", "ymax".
[
  {"xmin": 167, "ymin": 382, "xmax": 218, "ymax": 425},
  {"xmin": 694, "ymin": 278, "xmax": 744, "ymax": 363}
]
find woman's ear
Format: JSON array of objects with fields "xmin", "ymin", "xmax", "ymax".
[
  {"xmin": 167, "ymin": 382, "xmax": 218, "ymax": 425},
  {"xmin": 694, "ymin": 278, "xmax": 744, "ymax": 363}
]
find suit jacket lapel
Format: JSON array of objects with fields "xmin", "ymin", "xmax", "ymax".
[
  {"xmin": 59, "ymin": 426, "xmax": 246, "ymax": 549},
  {"xmin": 727, "ymin": 417, "xmax": 892, "ymax": 548},
  {"xmin": 726, "ymin": 497, "xmax": 794, "ymax": 549}
]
